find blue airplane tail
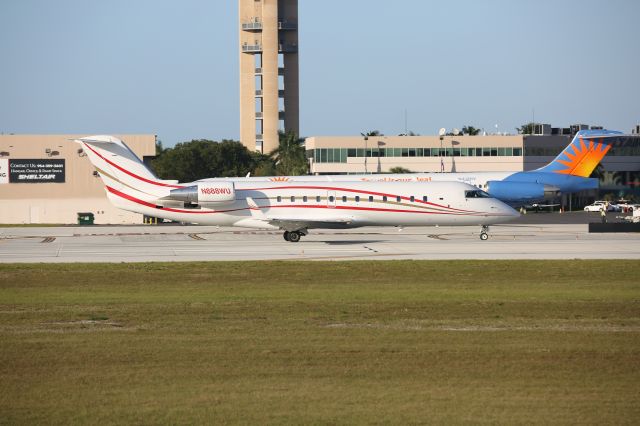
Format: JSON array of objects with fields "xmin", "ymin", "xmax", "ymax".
[{"xmin": 536, "ymin": 129, "xmax": 624, "ymax": 177}]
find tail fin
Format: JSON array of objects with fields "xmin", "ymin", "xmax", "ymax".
[
  {"xmin": 536, "ymin": 129, "xmax": 625, "ymax": 177},
  {"xmin": 75, "ymin": 135, "xmax": 183, "ymax": 207}
]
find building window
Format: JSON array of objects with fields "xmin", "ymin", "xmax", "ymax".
[{"xmin": 514, "ymin": 148, "xmax": 522, "ymax": 156}]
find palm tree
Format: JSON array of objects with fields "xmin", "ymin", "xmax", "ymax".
[
  {"xmin": 363, "ymin": 130, "xmax": 383, "ymax": 136},
  {"xmin": 462, "ymin": 126, "xmax": 480, "ymax": 136},
  {"xmin": 517, "ymin": 123, "xmax": 535, "ymax": 135},
  {"xmin": 269, "ymin": 130, "xmax": 308, "ymax": 176}
]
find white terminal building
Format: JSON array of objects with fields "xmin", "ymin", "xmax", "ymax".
[
  {"xmin": 0, "ymin": 128, "xmax": 638, "ymax": 225},
  {"xmin": 305, "ymin": 126, "xmax": 640, "ymax": 195}
]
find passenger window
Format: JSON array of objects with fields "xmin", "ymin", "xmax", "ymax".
[
  {"xmin": 383, "ymin": 196, "xmax": 387, "ymax": 202},
  {"xmin": 369, "ymin": 196, "xmax": 374, "ymax": 202},
  {"xmin": 355, "ymin": 196, "xmax": 360, "ymax": 202},
  {"xmin": 277, "ymin": 196, "xmax": 282, "ymax": 202},
  {"xmin": 342, "ymin": 196, "xmax": 347, "ymax": 202},
  {"xmin": 423, "ymin": 196, "xmax": 428, "ymax": 202},
  {"xmin": 316, "ymin": 195, "xmax": 321, "ymax": 202},
  {"xmin": 329, "ymin": 196, "xmax": 335, "ymax": 202},
  {"xmin": 303, "ymin": 196, "xmax": 308, "ymax": 202},
  {"xmin": 396, "ymin": 196, "xmax": 401, "ymax": 202},
  {"xmin": 410, "ymin": 196, "xmax": 415, "ymax": 202},
  {"xmin": 291, "ymin": 196, "xmax": 295, "ymax": 202}
]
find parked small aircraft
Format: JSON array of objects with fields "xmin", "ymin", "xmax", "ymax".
[{"xmin": 76, "ymin": 135, "xmax": 519, "ymax": 242}]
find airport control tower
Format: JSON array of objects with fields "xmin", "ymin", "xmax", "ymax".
[{"xmin": 239, "ymin": 0, "xmax": 299, "ymax": 154}]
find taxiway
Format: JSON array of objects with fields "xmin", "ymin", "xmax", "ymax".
[{"xmin": 1, "ymin": 222, "xmax": 638, "ymax": 262}]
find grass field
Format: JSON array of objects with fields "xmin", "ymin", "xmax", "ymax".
[{"xmin": 1, "ymin": 260, "xmax": 639, "ymax": 424}]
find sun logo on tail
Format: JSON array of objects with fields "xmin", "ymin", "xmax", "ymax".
[
  {"xmin": 552, "ymin": 137, "xmax": 611, "ymax": 177},
  {"xmin": 269, "ymin": 177, "xmax": 291, "ymax": 182}
]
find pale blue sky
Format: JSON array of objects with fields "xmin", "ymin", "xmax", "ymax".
[{"xmin": 1, "ymin": 0, "xmax": 638, "ymax": 146}]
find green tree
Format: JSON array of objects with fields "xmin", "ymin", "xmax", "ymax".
[
  {"xmin": 270, "ymin": 130, "xmax": 308, "ymax": 176},
  {"xmin": 389, "ymin": 166, "xmax": 412, "ymax": 174},
  {"xmin": 517, "ymin": 123, "xmax": 535, "ymax": 134},
  {"xmin": 462, "ymin": 126, "xmax": 481, "ymax": 136},
  {"xmin": 363, "ymin": 130, "xmax": 383, "ymax": 136},
  {"xmin": 155, "ymin": 139, "xmax": 167, "ymax": 156},
  {"xmin": 250, "ymin": 151, "xmax": 277, "ymax": 176},
  {"xmin": 151, "ymin": 139, "xmax": 258, "ymax": 182}
]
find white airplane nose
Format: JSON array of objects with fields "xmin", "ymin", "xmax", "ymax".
[{"xmin": 490, "ymin": 201, "xmax": 519, "ymax": 218}]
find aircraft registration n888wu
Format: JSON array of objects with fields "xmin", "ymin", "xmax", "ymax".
[{"xmin": 76, "ymin": 135, "xmax": 518, "ymax": 242}]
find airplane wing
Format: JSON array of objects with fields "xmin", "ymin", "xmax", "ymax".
[
  {"xmin": 246, "ymin": 197, "xmax": 354, "ymax": 231},
  {"xmin": 266, "ymin": 218, "xmax": 354, "ymax": 231}
]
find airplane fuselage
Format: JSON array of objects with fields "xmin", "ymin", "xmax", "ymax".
[{"xmin": 109, "ymin": 181, "xmax": 517, "ymax": 229}]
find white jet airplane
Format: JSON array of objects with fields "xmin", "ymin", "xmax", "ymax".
[{"xmin": 75, "ymin": 135, "xmax": 519, "ymax": 242}]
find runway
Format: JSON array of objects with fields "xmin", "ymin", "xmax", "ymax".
[{"xmin": 1, "ymin": 223, "xmax": 639, "ymax": 262}]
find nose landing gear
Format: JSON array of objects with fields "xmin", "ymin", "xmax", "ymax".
[{"xmin": 480, "ymin": 225, "xmax": 489, "ymax": 241}]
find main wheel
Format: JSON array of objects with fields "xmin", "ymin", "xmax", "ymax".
[
  {"xmin": 288, "ymin": 231, "xmax": 301, "ymax": 243},
  {"xmin": 480, "ymin": 232, "xmax": 488, "ymax": 241},
  {"xmin": 283, "ymin": 231, "xmax": 290, "ymax": 241}
]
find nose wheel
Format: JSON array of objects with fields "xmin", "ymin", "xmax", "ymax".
[{"xmin": 480, "ymin": 225, "xmax": 489, "ymax": 241}]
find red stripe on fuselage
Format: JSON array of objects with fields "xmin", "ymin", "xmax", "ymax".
[
  {"xmin": 106, "ymin": 186, "xmax": 509, "ymax": 217},
  {"xmin": 84, "ymin": 143, "xmax": 184, "ymax": 189},
  {"xmin": 237, "ymin": 185, "xmax": 474, "ymax": 213}
]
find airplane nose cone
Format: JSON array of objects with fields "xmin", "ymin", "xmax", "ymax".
[{"xmin": 490, "ymin": 200, "xmax": 519, "ymax": 220}]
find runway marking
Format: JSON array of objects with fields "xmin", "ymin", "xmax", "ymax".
[
  {"xmin": 41, "ymin": 237, "xmax": 56, "ymax": 243},
  {"xmin": 427, "ymin": 234, "xmax": 448, "ymax": 241},
  {"xmin": 188, "ymin": 234, "xmax": 206, "ymax": 241}
]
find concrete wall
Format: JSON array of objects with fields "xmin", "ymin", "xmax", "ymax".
[{"xmin": 0, "ymin": 134, "xmax": 156, "ymax": 224}]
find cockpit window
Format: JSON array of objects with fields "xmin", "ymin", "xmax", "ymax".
[{"xmin": 465, "ymin": 190, "xmax": 491, "ymax": 198}]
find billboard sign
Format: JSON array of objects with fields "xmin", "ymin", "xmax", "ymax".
[
  {"xmin": 8, "ymin": 159, "xmax": 66, "ymax": 183},
  {"xmin": 0, "ymin": 158, "xmax": 8, "ymax": 184}
]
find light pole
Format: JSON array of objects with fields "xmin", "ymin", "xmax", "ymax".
[
  {"xmin": 438, "ymin": 128, "xmax": 446, "ymax": 173},
  {"xmin": 360, "ymin": 133, "xmax": 369, "ymax": 174}
]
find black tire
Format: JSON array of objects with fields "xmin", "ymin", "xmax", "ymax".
[
  {"xmin": 288, "ymin": 231, "xmax": 301, "ymax": 243},
  {"xmin": 283, "ymin": 231, "xmax": 290, "ymax": 241},
  {"xmin": 480, "ymin": 232, "xmax": 488, "ymax": 241}
]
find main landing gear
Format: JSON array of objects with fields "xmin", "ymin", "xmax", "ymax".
[
  {"xmin": 283, "ymin": 230, "xmax": 305, "ymax": 243},
  {"xmin": 480, "ymin": 225, "xmax": 489, "ymax": 241}
]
